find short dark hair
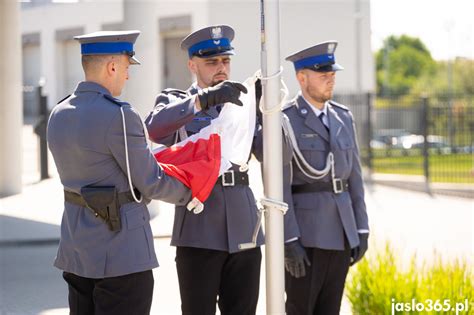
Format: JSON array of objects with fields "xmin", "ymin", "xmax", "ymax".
[{"xmin": 81, "ymin": 55, "xmax": 114, "ymax": 73}]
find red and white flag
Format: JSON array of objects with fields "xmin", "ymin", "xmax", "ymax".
[{"xmin": 153, "ymin": 76, "xmax": 257, "ymax": 213}]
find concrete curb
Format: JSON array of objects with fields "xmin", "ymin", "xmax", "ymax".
[{"xmin": 366, "ymin": 173, "xmax": 474, "ymax": 199}]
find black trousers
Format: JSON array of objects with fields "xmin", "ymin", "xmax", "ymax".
[
  {"xmin": 285, "ymin": 246, "xmax": 351, "ymax": 315},
  {"xmin": 63, "ymin": 270, "xmax": 154, "ymax": 315},
  {"xmin": 176, "ymin": 246, "xmax": 262, "ymax": 315}
]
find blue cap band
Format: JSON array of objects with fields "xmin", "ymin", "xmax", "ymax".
[
  {"xmin": 293, "ymin": 53, "xmax": 335, "ymax": 70},
  {"xmin": 188, "ymin": 38, "xmax": 231, "ymax": 57},
  {"xmin": 81, "ymin": 42, "xmax": 134, "ymax": 55}
]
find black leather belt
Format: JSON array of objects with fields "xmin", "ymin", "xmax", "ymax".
[
  {"xmin": 217, "ymin": 170, "xmax": 249, "ymax": 186},
  {"xmin": 292, "ymin": 179, "xmax": 349, "ymax": 194},
  {"xmin": 64, "ymin": 190, "xmax": 136, "ymax": 207}
]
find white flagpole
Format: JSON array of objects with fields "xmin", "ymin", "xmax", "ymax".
[{"xmin": 260, "ymin": 1, "xmax": 286, "ymax": 314}]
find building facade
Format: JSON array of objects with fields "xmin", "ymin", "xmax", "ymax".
[{"xmin": 21, "ymin": 0, "xmax": 374, "ymax": 117}]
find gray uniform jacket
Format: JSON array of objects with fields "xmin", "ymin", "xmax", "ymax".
[
  {"xmin": 282, "ymin": 95, "xmax": 369, "ymax": 250},
  {"xmin": 47, "ymin": 81, "xmax": 191, "ymax": 279},
  {"xmin": 144, "ymin": 86, "xmax": 264, "ymax": 253}
]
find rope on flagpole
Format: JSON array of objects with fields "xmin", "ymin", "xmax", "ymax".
[
  {"xmin": 238, "ymin": 197, "xmax": 288, "ymax": 250},
  {"xmin": 260, "ymin": 197, "xmax": 288, "ymax": 215},
  {"xmin": 255, "ymin": 67, "xmax": 289, "ymax": 116},
  {"xmin": 257, "ymin": 66, "xmax": 283, "ymax": 81}
]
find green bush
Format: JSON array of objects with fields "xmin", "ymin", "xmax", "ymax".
[{"xmin": 346, "ymin": 243, "xmax": 473, "ymax": 314}]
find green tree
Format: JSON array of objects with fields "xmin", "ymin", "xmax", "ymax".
[
  {"xmin": 376, "ymin": 35, "xmax": 436, "ymax": 96},
  {"xmin": 412, "ymin": 58, "xmax": 474, "ymax": 96}
]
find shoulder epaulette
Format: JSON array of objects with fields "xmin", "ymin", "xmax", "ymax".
[
  {"xmin": 282, "ymin": 97, "xmax": 298, "ymax": 111},
  {"xmin": 329, "ymin": 100, "xmax": 349, "ymax": 111},
  {"xmin": 57, "ymin": 94, "xmax": 71, "ymax": 104},
  {"xmin": 103, "ymin": 94, "xmax": 129, "ymax": 107},
  {"xmin": 161, "ymin": 88, "xmax": 187, "ymax": 97},
  {"xmin": 282, "ymin": 102, "xmax": 295, "ymax": 111}
]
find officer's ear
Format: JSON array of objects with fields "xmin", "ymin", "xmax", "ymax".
[
  {"xmin": 106, "ymin": 58, "xmax": 117, "ymax": 77},
  {"xmin": 106, "ymin": 55, "xmax": 122, "ymax": 76},
  {"xmin": 296, "ymin": 70, "xmax": 307, "ymax": 88},
  {"xmin": 188, "ymin": 58, "xmax": 198, "ymax": 75}
]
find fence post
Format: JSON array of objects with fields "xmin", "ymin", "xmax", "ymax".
[
  {"xmin": 366, "ymin": 92, "xmax": 373, "ymax": 182},
  {"xmin": 33, "ymin": 84, "xmax": 49, "ymax": 180},
  {"xmin": 421, "ymin": 95, "xmax": 430, "ymax": 193}
]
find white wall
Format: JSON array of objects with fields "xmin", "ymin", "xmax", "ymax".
[
  {"xmin": 21, "ymin": 1, "xmax": 122, "ymax": 108},
  {"xmin": 209, "ymin": 0, "xmax": 375, "ymax": 97},
  {"xmin": 56, "ymin": 39, "xmax": 83, "ymax": 100},
  {"xmin": 22, "ymin": 43, "xmax": 41, "ymax": 116},
  {"xmin": 162, "ymin": 36, "xmax": 192, "ymax": 89},
  {"xmin": 209, "ymin": 0, "xmax": 262, "ymax": 85},
  {"xmin": 21, "ymin": 0, "xmax": 374, "ymax": 111},
  {"xmin": 22, "ymin": 44, "xmax": 41, "ymax": 86},
  {"xmin": 122, "ymin": 0, "xmax": 210, "ymax": 116}
]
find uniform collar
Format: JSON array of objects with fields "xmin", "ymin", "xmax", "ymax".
[
  {"xmin": 191, "ymin": 82, "xmax": 203, "ymax": 92},
  {"xmin": 300, "ymin": 92, "xmax": 328, "ymax": 117},
  {"xmin": 75, "ymin": 81, "xmax": 112, "ymax": 96},
  {"xmin": 295, "ymin": 94, "xmax": 329, "ymax": 142}
]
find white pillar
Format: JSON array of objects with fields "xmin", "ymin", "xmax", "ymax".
[
  {"xmin": 121, "ymin": 0, "xmax": 160, "ymax": 117},
  {"xmin": 40, "ymin": 28, "xmax": 57, "ymax": 109},
  {"xmin": 0, "ymin": 0, "xmax": 23, "ymax": 196},
  {"xmin": 121, "ymin": 0, "xmax": 162, "ymax": 217}
]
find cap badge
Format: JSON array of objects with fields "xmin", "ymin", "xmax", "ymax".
[{"xmin": 211, "ymin": 27, "xmax": 223, "ymax": 39}]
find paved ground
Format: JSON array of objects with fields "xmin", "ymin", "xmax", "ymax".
[{"xmin": 0, "ymin": 126, "xmax": 472, "ymax": 315}]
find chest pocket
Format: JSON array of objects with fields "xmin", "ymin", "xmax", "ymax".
[
  {"xmin": 186, "ymin": 116, "xmax": 212, "ymax": 134},
  {"xmin": 336, "ymin": 129, "xmax": 355, "ymax": 150},
  {"xmin": 296, "ymin": 136, "xmax": 329, "ymax": 170},
  {"xmin": 298, "ymin": 136, "xmax": 328, "ymax": 151}
]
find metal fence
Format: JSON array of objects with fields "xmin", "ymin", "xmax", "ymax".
[
  {"xmin": 22, "ymin": 85, "xmax": 473, "ymax": 185},
  {"xmin": 333, "ymin": 92, "xmax": 474, "ymax": 185}
]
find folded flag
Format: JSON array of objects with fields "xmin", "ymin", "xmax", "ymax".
[{"xmin": 153, "ymin": 75, "xmax": 257, "ymax": 213}]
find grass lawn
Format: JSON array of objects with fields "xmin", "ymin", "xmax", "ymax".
[{"xmin": 373, "ymin": 153, "xmax": 474, "ymax": 183}]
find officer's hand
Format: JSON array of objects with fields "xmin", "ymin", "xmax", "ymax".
[
  {"xmin": 350, "ymin": 233, "xmax": 369, "ymax": 266},
  {"xmin": 284, "ymin": 240, "xmax": 311, "ymax": 278},
  {"xmin": 198, "ymin": 80, "xmax": 248, "ymax": 110}
]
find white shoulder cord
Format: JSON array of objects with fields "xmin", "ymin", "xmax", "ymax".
[
  {"xmin": 120, "ymin": 106, "xmax": 143, "ymax": 203},
  {"xmin": 282, "ymin": 113, "xmax": 334, "ymax": 180},
  {"xmin": 257, "ymin": 67, "xmax": 335, "ymax": 181}
]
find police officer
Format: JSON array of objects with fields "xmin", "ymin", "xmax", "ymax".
[
  {"xmin": 47, "ymin": 30, "xmax": 191, "ymax": 315},
  {"xmin": 144, "ymin": 25, "xmax": 263, "ymax": 315},
  {"xmin": 281, "ymin": 41, "xmax": 370, "ymax": 315}
]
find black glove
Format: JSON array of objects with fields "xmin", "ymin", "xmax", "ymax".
[
  {"xmin": 284, "ymin": 240, "xmax": 311, "ymax": 278},
  {"xmin": 198, "ymin": 80, "xmax": 248, "ymax": 110},
  {"xmin": 351, "ymin": 233, "xmax": 369, "ymax": 266}
]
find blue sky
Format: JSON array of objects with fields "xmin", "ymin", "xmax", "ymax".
[{"xmin": 370, "ymin": 0, "xmax": 473, "ymax": 60}]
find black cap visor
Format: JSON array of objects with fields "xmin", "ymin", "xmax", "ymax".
[
  {"xmin": 191, "ymin": 46, "xmax": 235, "ymax": 58},
  {"xmin": 305, "ymin": 62, "xmax": 344, "ymax": 72}
]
